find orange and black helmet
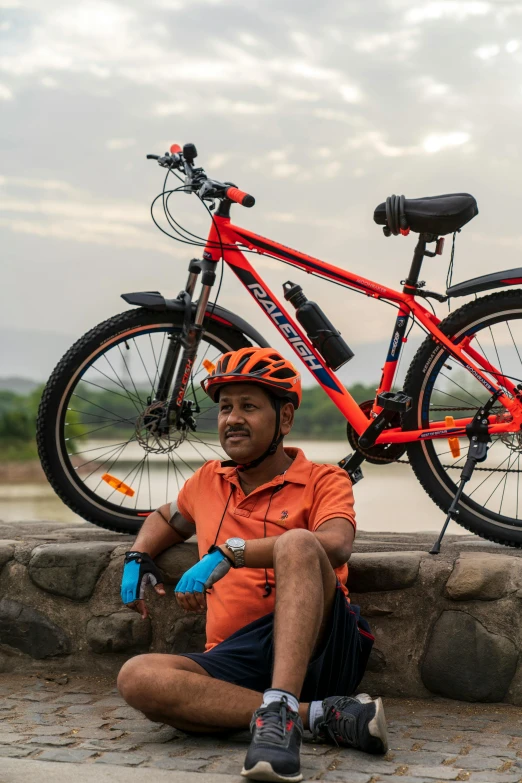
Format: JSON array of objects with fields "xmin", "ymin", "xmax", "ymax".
[{"xmin": 201, "ymin": 347, "xmax": 302, "ymax": 409}]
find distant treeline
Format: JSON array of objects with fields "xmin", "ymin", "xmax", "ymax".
[
  {"xmin": 0, "ymin": 381, "xmax": 381, "ymax": 461},
  {"xmin": 0, "ymin": 386, "xmax": 44, "ymax": 461}
]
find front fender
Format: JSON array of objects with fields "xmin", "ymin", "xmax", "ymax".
[{"xmin": 121, "ymin": 290, "xmax": 269, "ymax": 348}]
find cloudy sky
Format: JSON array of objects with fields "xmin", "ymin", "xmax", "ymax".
[{"xmin": 3, "ymin": 0, "xmax": 522, "ymax": 383}]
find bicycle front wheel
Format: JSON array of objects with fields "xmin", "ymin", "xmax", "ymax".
[
  {"xmin": 404, "ymin": 290, "xmax": 522, "ymax": 547},
  {"xmin": 37, "ymin": 307, "xmax": 251, "ymax": 534}
]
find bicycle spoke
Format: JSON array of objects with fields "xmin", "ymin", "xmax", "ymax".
[
  {"xmin": 507, "ymin": 322, "xmax": 522, "ymax": 369},
  {"xmin": 65, "ymin": 417, "xmax": 136, "ymax": 441},
  {"xmin": 89, "ymin": 363, "xmax": 146, "ymax": 406},
  {"xmin": 438, "ymin": 372, "xmax": 483, "ymax": 406},
  {"xmin": 149, "ymin": 331, "xmax": 168, "ymax": 400},
  {"xmin": 72, "ymin": 393, "xmax": 138, "ymax": 425},
  {"xmin": 133, "ymin": 337, "xmax": 157, "ymax": 397}
]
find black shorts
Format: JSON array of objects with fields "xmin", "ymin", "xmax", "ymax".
[{"xmin": 182, "ymin": 585, "xmax": 374, "ymax": 702}]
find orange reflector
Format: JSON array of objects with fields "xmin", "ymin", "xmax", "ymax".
[
  {"xmin": 445, "ymin": 417, "xmax": 461, "ymax": 458},
  {"xmin": 101, "ymin": 473, "xmax": 135, "ymax": 497},
  {"xmin": 203, "ymin": 359, "xmax": 216, "ymax": 374}
]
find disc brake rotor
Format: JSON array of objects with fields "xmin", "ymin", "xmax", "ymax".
[
  {"xmin": 135, "ymin": 401, "xmax": 187, "ymax": 453},
  {"xmin": 346, "ymin": 399, "xmax": 407, "ymax": 464}
]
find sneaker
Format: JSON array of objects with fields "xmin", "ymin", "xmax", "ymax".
[
  {"xmin": 241, "ymin": 696, "xmax": 304, "ymax": 782},
  {"xmin": 311, "ymin": 693, "xmax": 388, "ymax": 755}
]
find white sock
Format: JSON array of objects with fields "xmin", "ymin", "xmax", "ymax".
[
  {"xmin": 262, "ymin": 688, "xmax": 299, "ymax": 714},
  {"xmin": 308, "ymin": 700, "xmax": 323, "ymax": 729}
]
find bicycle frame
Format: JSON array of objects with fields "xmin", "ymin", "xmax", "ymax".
[{"xmin": 200, "ymin": 214, "xmax": 522, "ymax": 444}]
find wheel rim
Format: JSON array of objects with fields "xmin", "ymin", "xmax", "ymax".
[
  {"xmin": 55, "ymin": 323, "xmax": 234, "ymax": 520},
  {"xmin": 418, "ymin": 308, "xmax": 522, "ymax": 530}
]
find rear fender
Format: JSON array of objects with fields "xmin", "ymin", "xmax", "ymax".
[
  {"xmin": 447, "ymin": 268, "xmax": 522, "ymax": 298},
  {"xmin": 121, "ymin": 291, "xmax": 269, "ymax": 348}
]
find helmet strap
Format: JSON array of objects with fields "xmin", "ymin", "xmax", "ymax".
[{"xmin": 237, "ymin": 398, "xmax": 283, "ymax": 472}]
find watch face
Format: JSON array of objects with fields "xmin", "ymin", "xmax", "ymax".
[{"xmin": 227, "ymin": 537, "xmax": 244, "ymax": 548}]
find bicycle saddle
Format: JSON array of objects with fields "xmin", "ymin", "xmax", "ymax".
[{"xmin": 374, "ymin": 193, "xmax": 478, "ymax": 236}]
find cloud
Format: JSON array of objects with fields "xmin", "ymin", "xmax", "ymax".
[
  {"xmin": 422, "ymin": 132, "xmax": 471, "ymax": 153},
  {"xmin": 474, "ymin": 44, "xmax": 500, "ymax": 60},
  {"xmin": 405, "ymin": 1, "xmax": 491, "ymax": 24},
  {"xmin": 339, "ymin": 84, "xmax": 361, "ymax": 104},
  {"xmin": 0, "ymin": 83, "xmax": 13, "ymax": 99},
  {"xmin": 106, "ymin": 138, "xmax": 137, "ymax": 150}
]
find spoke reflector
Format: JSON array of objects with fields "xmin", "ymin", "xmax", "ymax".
[
  {"xmin": 203, "ymin": 359, "xmax": 216, "ymax": 374},
  {"xmin": 101, "ymin": 473, "xmax": 135, "ymax": 497},
  {"xmin": 445, "ymin": 416, "xmax": 461, "ymax": 458}
]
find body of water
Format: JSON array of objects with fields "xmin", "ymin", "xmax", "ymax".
[{"xmin": 0, "ymin": 439, "xmax": 465, "ymax": 536}]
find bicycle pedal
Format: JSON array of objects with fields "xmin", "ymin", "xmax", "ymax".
[
  {"xmin": 339, "ymin": 453, "xmax": 365, "ymax": 484},
  {"xmin": 377, "ymin": 391, "xmax": 412, "ymax": 413}
]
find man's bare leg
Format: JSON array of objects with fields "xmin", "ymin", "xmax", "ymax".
[
  {"xmin": 271, "ymin": 528, "xmax": 337, "ymax": 696},
  {"xmin": 118, "ymin": 528, "xmax": 336, "ymax": 731},
  {"xmin": 117, "ymin": 654, "xmax": 312, "ymax": 731}
]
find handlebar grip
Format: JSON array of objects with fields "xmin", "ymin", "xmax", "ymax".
[
  {"xmin": 146, "ymin": 154, "xmax": 160, "ymax": 160},
  {"xmin": 225, "ymin": 186, "xmax": 255, "ymax": 208}
]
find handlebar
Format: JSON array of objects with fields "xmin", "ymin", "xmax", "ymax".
[
  {"xmin": 146, "ymin": 143, "xmax": 255, "ymax": 208},
  {"xmin": 225, "ymin": 186, "xmax": 255, "ymax": 208}
]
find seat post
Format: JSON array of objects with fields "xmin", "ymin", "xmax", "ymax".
[{"xmin": 402, "ymin": 232, "xmax": 437, "ymax": 294}]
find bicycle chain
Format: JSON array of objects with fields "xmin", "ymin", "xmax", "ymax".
[{"xmin": 386, "ymin": 406, "xmax": 522, "ymax": 473}]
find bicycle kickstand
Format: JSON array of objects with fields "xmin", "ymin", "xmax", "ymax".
[{"xmin": 429, "ymin": 391, "xmax": 501, "ymax": 555}]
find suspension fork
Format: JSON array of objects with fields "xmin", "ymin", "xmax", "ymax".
[
  {"xmin": 164, "ymin": 259, "xmax": 217, "ymax": 426},
  {"xmin": 154, "ymin": 265, "xmax": 199, "ymax": 401}
]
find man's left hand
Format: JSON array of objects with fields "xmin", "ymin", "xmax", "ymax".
[{"xmin": 174, "ymin": 549, "xmax": 232, "ymax": 613}]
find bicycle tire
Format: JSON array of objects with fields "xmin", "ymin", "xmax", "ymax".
[
  {"xmin": 404, "ymin": 289, "xmax": 522, "ymax": 547},
  {"xmin": 37, "ymin": 308, "xmax": 252, "ymax": 535}
]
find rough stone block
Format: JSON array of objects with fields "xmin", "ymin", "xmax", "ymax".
[
  {"xmin": 445, "ymin": 552, "xmax": 522, "ymax": 601},
  {"xmin": 86, "ymin": 612, "xmax": 151, "ymax": 654},
  {"xmin": 0, "ymin": 541, "xmax": 16, "ymax": 572},
  {"xmin": 166, "ymin": 615, "xmax": 206, "ymax": 654},
  {"xmin": 0, "ymin": 599, "xmax": 71, "ymax": 659},
  {"xmin": 94, "ymin": 752, "xmax": 150, "ymax": 765},
  {"xmin": 421, "ymin": 610, "xmax": 518, "ymax": 701},
  {"xmin": 347, "ymin": 552, "xmax": 425, "ymax": 592},
  {"xmin": 28, "ymin": 542, "xmax": 116, "ymax": 600},
  {"xmin": 37, "ymin": 749, "xmax": 97, "ymax": 762},
  {"xmin": 0, "ymin": 745, "xmax": 34, "ymax": 758},
  {"xmin": 403, "ymin": 765, "xmax": 462, "ymax": 780},
  {"xmin": 0, "ymin": 732, "xmax": 28, "ymax": 743},
  {"xmin": 26, "ymin": 735, "xmax": 76, "ymax": 746},
  {"xmin": 155, "ymin": 543, "xmax": 198, "ymax": 584},
  {"xmin": 366, "ymin": 647, "xmax": 386, "ymax": 673}
]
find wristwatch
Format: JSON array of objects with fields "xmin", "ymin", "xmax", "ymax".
[{"xmin": 225, "ymin": 537, "xmax": 246, "ymax": 568}]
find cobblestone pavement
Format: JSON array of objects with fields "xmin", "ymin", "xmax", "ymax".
[{"xmin": 1, "ymin": 674, "xmax": 522, "ymax": 782}]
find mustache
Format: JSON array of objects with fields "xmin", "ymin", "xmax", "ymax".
[{"xmin": 225, "ymin": 428, "xmax": 249, "ymax": 437}]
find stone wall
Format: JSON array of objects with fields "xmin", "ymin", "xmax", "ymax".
[{"xmin": 1, "ymin": 521, "xmax": 522, "ymax": 705}]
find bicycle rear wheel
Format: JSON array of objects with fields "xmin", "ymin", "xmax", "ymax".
[
  {"xmin": 37, "ymin": 308, "xmax": 251, "ymax": 534},
  {"xmin": 404, "ymin": 290, "xmax": 522, "ymax": 547}
]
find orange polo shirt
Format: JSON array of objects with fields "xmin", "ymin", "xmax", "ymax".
[{"xmin": 176, "ymin": 447, "xmax": 356, "ymax": 650}]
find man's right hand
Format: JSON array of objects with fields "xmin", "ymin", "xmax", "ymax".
[{"xmin": 121, "ymin": 551, "xmax": 165, "ymax": 619}]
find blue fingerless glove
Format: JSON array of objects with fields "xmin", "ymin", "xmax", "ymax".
[
  {"xmin": 175, "ymin": 549, "xmax": 231, "ymax": 594},
  {"xmin": 121, "ymin": 551, "xmax": 163, "ymax": 604}
]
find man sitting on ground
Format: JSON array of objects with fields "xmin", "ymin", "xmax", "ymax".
[{"xmin": 118, "ymin": 347, "xmax": 387, "ymax": 783}]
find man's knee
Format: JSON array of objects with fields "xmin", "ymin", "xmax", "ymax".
[
  {"xmin": 118, "ymin": 654, "xmax": 183, "ymax": 710},
  {"xmin": 273, "ymin": 528, "xmax": 322, "ymax": 562},
  {"xmin": 117, "ymin": 654, "xmax": 154, "ymax": 706}
]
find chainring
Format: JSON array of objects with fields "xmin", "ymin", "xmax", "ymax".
[{"xmin": 346, "ymin": 399, "xmax": 407, "ymax": 464}]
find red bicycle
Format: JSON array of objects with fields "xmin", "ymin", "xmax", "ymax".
[{"xmin": 37, "ymin": 142, "xmax": 522, "ymax": 548}]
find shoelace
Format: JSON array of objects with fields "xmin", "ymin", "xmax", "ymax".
[
  {"xmin": 255, "ymin": 697, "xmax": 290, "ymax": 744},
  {"xmin": 319, "ymin": 697, "xmax": 358, "ymax": 747}
]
